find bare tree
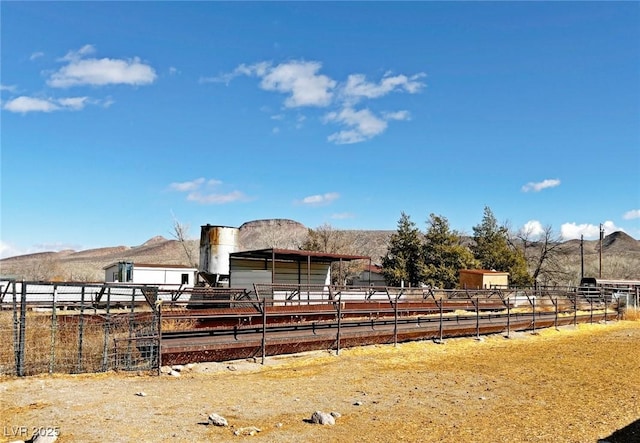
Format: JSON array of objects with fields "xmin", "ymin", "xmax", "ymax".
[
  {"xmin": 170, "ymin": 214, "xmax": 197, "ymax": 267},
  {"xmin": 518, "ymin": 224, "xmax": 570, "ymax": 287}
]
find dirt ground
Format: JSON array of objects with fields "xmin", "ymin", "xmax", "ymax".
[{"xmin": 1, "ymin": 320, "xmax": 639, "ymax": 443}]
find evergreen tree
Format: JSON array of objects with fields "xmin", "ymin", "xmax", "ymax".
[
  {"xmin": 381, "ymin": 213, "xmax": 426, "ymax": 287},
  {"xmin": 423, "ymin": 214, "xmax": 478, "ymax": 288},
  {"xmin": 471, "ymin": 207, "xmax": 533, "ymax": 287}
]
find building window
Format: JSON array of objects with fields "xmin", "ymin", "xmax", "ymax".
[{"xmin": 181, "ymin": 273, "xmax": 189, "ymax": 284}]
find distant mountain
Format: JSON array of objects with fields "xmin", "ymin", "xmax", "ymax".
[{"xmin": 0, "ymin": 220, "xmax": 638, "ymax": 283}]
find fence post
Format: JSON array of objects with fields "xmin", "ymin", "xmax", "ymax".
[
  {"xmin": 532, "ymin": 296, "xmax": 536, "ymax": 334},
  {"xmin": 574, "ymin": 295, "xmax": 578, "ymax": 326},
  {"xmin": 101, "ymin": 287, "xmax": 112, "ymax": 372},
  {"xmin": 49, "ymin": 285, "xmax": 58, "ymax": 374},
  {"xmin": 261, "ymin": 298, "xmax": 267, "ymax": 365},
  {"xmin": 393, "ymin": 296, "xmax": 398, "ymax": 347},
  {"xmin": 126, "ymin": 289, "xmax": 136, "ymax": 370},
  {"xmin": 77, "ymin": 286, "xmax": 85, "ymax": 373},
  {"xmin": 438, "ymin": 299, "xmax": 444, "ymax": 343},
  {"xmin": 590, "ymin": 298, "xmax": 593, "ymax": 324},
  {"xmin": 18, "ymin": 282, "xmax": 27, "ymax": 377},
  {"xmin": 11, "ymin": 281, "xmax": 19, "ymax": 376},
  {"xmin": 475, "ymin": 298, "xmax": 480, "ymax": 340},
  {"xmin": 604, "ymin": 295, "xmax": 608, "ymax": 323},
  {"xmin": 336, "ymin": 299, "xmax": 342, "ymax": 355},
  {"xmin": 157, "ymin": 301, "xmax": 163, "ymax": 375},
  {"xmin": 554, "ymin": 298, "xmax": 558, "ymax": 330},
  {"xmin": 506, "ymin": 300, "xmax": 511, "ymax": 338}
]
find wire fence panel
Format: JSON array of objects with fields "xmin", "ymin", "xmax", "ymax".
[{"xmin": 0, "ymin": 281, "xmax": 160, "ymax": 376}]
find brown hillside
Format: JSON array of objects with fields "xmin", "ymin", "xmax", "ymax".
[{"xmin": 0, "ymin": 222, "xmax": 638, "ymax": 283}]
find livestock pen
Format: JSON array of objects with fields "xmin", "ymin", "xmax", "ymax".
[{"xmin": 0, "ymin": 280, "xmax": 625, "ymax": 376}]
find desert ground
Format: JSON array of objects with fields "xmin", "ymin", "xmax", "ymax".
[{"xmin": 1, "ymin": 320, "xmax": 639, "ymax": 443}]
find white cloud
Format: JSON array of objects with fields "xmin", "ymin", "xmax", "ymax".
[
  {"xmin": 560, "ymin": 220, "xmax": 623, "ymax": 240},
  {"xmin": 382, "ymin": 110, "xmax": 411, "ymax": 121},
  {"xmin": 169, "ymin": 178, "xmax": 245, "ymax": 204},
  {"xmin": 623, "ymin": 209, "xmax": 640, "ymax": 220},
  {"xmin": 169, "ymin": 178, "xmax": 206, "ymax": 192},
  {"xmin": 187, "ymin": 191, "xmax": 247, "ymax": 204},
  {"xmin": 56, "ymin": 96, "xmax": 89, "ymax": 110},
  {"xmin": 520, "ymin": 220, "xmax": 545, "ymax": 238},
  {"xmin": 3, "ymin": 96, "xmax": 59, "ymax": 113},
  {"xmin": 522, "ymin": 178, "xmax": 561, "ymax": 192},
  {"xmin": 342, "ymin": 72, "xmax": 425, "ymax": 103},
  {"xmin": 260, "ymin": 61, "xmax": 336, "ymax": 108},
  {"xmin": 331, "ymin": 212, "xmax": 355, "ymax": 220},
  {"xmin": 2, "ymin": 96, "xmax": 91, "ymax": 113},
  {"xmin": 48, "ymin": 45, "xmax": 157, "ymax": 88},
  {"xmin": 30, "ymin": 51, "xmax": 44, "ymax": 61},
  {"xmin": 0, "ymin": 84, "xmax": 17, "ymax": 92},
  {"xmin": 210, "ymin": 60, "xmax": 425, "ymax": 144},
  {"xmin": 299, "ymin": 192, "xmax": 340, "ymax": 206},
  {"xmin": 325, "ymin": 107, "xmax": 388, "ymax": 144}
]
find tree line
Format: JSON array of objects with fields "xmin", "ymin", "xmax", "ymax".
[{"xmin": 302, "ymin": 206, "xmax": 572, "ymax": 288}]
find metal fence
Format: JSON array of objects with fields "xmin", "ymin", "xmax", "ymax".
[
  {"xmin": 0, "ymin": 280, "xmax": 629, "ymax": 376},
  {"xmin": 0, "ymin": 280, "xmax": 160, "ymax": 376}
]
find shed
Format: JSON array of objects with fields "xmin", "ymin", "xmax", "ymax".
[
  {"xmin": 104, "ymin": 261, "xmax": 198, "ymax": 288},
  {"xmin": 350, "ymin": 264, "xmax": 386, "ymax": 287},
  {"xmin": 229, "ymin": 249, "xmax": 371, "ymax": 290},
  {"xmin": 459, "ymin": 269, "xmax": 509, "ymax": 289}
]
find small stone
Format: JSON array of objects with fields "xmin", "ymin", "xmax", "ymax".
[
  {"xmin": 208, "ymin": 413, "xmax": 228, "ymax": 427},
  {"xmin": 234, "ymin": 426, "xmax": 261, "ymax": 436},
  {"xmin": 186, "ymin": 363, "xmax": 195, "ymax": 370},
  {"xmin": 330, "ymin": 411, "xmax": 342, "ymax": 418},
  {"xmin": 353, "ymin": 401, "xmax": 363, "ymax": 406},
  {"xmin": 171, "ymin": 365, "xmax": 184, "ymax": 372},
  {"xmin": 160, "ymin": 366, "xmax": 172, "ymax": 374},
  {"xmin": 227, "ymin": 365, "xmax": 237, "ymax": 371},
  {"xmin": 169, "ymin": 370, "xmax": 181, "ymax": 377},
  {"xmin": 310, "ymin": 411, "xmax": 335, "ymax": 425},
  {"xmin": 275, "ymin": 422, "xmax": 283, "ymax": 428},
  {"xmin": 135, "ymin": 392, "xmax": 147, "ymax": 397}
]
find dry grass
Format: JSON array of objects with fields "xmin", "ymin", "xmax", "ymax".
[
  {"xmin": 1, "ymin": 321, "xmax": 639, "ymax": 443},
  {"xmin": 624, "ymin": 306, "xmax": 640, "ymax": 321},
  {"xmin": 0, "ymin": 311, "xmax": 155, "ymax": 375}
]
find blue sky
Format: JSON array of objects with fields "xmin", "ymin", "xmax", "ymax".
[{"xmin": 1, "ymin": 2, "xmax": 639, "ymax": 259}]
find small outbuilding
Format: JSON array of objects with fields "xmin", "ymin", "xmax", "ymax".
[
  {"xmin": 459, "ymin": 269, "xmax": 509, "ymax": 289},
  {"xmin": 104, "ymin": 261, "xmax": 198, "ymax": 288}
]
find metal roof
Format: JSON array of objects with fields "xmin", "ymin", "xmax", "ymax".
[{"xmin": 229, "ymin": 248, "xmax": 370, "ymax": 263}]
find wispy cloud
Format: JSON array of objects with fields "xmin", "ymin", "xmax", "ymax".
[
  {"xmin": 30, "ymin": 51, "xmax": 44, "ymax": 61},
  {"xmin": 2, "ymin": 95, "xmax": 91, "ymax": 113},
  {"xmin": 169, "ymin": 178, "xmax": 246, "ymax": 205},
  {"xmin": 560, "ymin": 220, "xmax": 623, "ymax": 240},
  {"xmin": 208, "ymin": 60, "xmax": 425, "ymax": 144},
  {"xmin": 47, "ymin": 44, "xmax": 157, "ymax": 88},
  {"xmin": 331, "ymin": 212, "xmax": 355, "ymax": 220},
  {"xmin": 324, "ymin": 107, "xmax": 387, "ymax": 144},
  {"xmin": 298, "ymin": 192, "xmax": 340, "ymax": 206},
  {"xmin": 522, "ymin": 178, "xmax": 561, "ymax": 192},
  {"xmin": 186, "ymin": 190, "xmax": 247, "ymax": 204},
  {"xmin": 623, "ymin": 209, "xmax": 640, "ymax": 220},
  {"xmin": 0, "ymin": 84, "xmax": 17, "ymax": 93},
  {"xmin": 342, "ymin": 72, "xmax": 425, "ymax": 104}
]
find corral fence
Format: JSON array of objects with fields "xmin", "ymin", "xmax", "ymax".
[
  {"xmin": 0, "ymin": 280, "xmax": 161, "ymax": 376},
  {"xmin": 0, "ymin": 280, "xmax": 627, "ymax": 376}
]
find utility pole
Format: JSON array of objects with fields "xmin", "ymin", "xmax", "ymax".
[
  {"xmin": 580, "ymin": 234, "xmax": 584, "ymax": 281},
  {"xmin": 598, "ymin": 224, "xmax": 604, "ymax": 278}
]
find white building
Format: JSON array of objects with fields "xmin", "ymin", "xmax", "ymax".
[{"xmin": 104, "ymin": 261, "xmax": 198, "ymax": 288}]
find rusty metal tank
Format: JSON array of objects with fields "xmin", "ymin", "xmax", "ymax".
[{"xmin": 199, "ymin": 225, "xmax": 239, "ymax": 278}]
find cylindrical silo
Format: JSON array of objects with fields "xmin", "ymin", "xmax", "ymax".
[{"xmin": 199, "ymin": 225, "xmax": 239, "ymax": 282}]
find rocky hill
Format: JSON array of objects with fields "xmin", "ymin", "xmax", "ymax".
[{"xmin": 0, "ymin": 219, "xmax": 638, "ymax": 283}]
